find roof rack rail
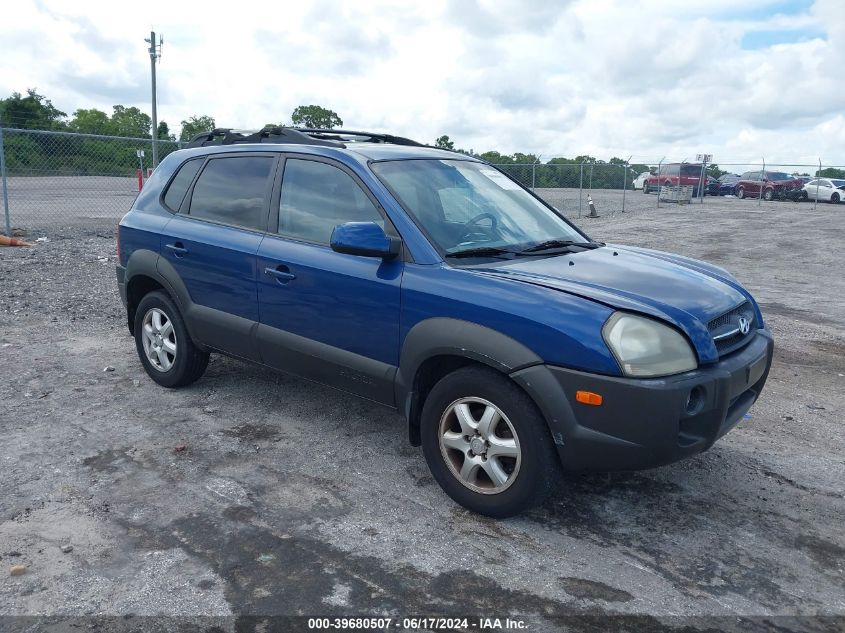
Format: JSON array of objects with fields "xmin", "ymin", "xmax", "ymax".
[
  {"xmin": 295, "ymin": 128, "xmax": 424, "ymax": 147},
  {"xmin": 186, "ymin": 127, "xmax": 346, "ymax": 149},
  {"xmin": 185, "ymin": 126, "xmax": 423, "ymax": 149}
]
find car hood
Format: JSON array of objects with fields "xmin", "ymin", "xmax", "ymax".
[{"xmin": 473, "ymin": 245, "xmax": 756, "ymax": 363}]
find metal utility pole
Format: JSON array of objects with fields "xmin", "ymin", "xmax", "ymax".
[{"xmin": 145, "ymin": 31, "xmax": 163, "ymax": 167}]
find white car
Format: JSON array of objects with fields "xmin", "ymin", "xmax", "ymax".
[
  {"xmin": 632, "ymin": 171, "xmax": 651, "ymax": 190},
  {"xmin": 803, "ymin": 178, "xmax": 845, "ymax": 203}
]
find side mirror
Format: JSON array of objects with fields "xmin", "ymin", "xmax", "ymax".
[{"xmin": 330, "ymin": 222, "xmax": 401, "ymax": 259}]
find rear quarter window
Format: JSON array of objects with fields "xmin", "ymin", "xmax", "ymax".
[{"xmin": 162, "ymin": 159, "xmax": 202, "ymax": 211}]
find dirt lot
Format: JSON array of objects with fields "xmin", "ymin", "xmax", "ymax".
[{"xmin": 1, "ymin": 193, "xmax": 843, "ymax": 631}]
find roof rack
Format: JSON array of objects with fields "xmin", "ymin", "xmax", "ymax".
[
  {"xmin": 295, "ymin": 128, "xmax": 424, "ymax": 147},
  {"xmin": 185, "ymin": 126, "xmax": 424, "ymax": 149},
  {"xmin": 185, "ymin": 127, "xmax": 345, "ymax": 149}
]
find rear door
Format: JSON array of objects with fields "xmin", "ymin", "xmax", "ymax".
[
  {"xmin": 160, "ymin": 153, "xmax": 278, "ymax": 360},
  {"xmin": 255, "ymin": 155, "xmax": 403, "ymax": 404}
]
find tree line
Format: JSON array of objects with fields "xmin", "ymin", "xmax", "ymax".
[
  {"xmin": 6, "ymin": 90, "xmax": 834, "ymax": 183},
  {"xmin": 0, "ymin": 91, "xmax": 348, "ymax": 176}
]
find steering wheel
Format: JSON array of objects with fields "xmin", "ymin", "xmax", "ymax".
[
  {"xmin": 458, "ymin": 212, "xmax": 499, "ymax": 244},
  {"xmin": 465, "ymin": 212, "xmax": 498, "ymax": 231}
]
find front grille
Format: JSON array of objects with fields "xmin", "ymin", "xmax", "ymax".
[{"xmin": 708, "ymin": 302, "xmax": 755, "ymax": 356}]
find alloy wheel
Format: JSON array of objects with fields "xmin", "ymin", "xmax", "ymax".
[
  {"xmin": 141, "ymin": 307, "xmax": 177, "ymax": 372},
  {"xmin": 438, "ymin": 397, "xmax": 521, "ymax": 494}
]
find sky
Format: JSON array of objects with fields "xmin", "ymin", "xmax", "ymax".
[{"xmin": 1, "ymin": 0, "xmax": 843, "ymax": 168}]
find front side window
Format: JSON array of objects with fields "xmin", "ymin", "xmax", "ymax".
[
  {"xmin": 371, "ymin": 159, "xmax": 585, "ymax": 257},
  {"xmin": 278, "ymin": 159, "xmax": 383, "ymax": 244},
  {"xmin": 189, "ymin": 156, "xmax": 274, "ymax": 230}
]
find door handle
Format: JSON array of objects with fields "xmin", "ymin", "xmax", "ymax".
[
  {"xmin": 165, "ymin": 243, "xmax": 188, "ymax": 256},
  {"xmin": 264, "ymin": 266, "xmax": 296, "ymax": 283}
]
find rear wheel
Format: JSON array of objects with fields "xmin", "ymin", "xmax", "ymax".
[
  {"xmin": 832, "ymin": 192, "xmax": 840, "ymax": 204},
  {"xmin": 134, "ymin": 291, "xmax": 209, "ymax": 388},
  {"xmin": 421, "ymin": 366, "xmax": 560, "ymax": 517},
  {"xmin": 737, "ymin": 186, "xmax": 745, "ymax": 199},
  {"xmin": 763, "ymin": 188, "xmax": 774, "ymax": 201}
]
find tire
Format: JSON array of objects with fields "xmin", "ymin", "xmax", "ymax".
[
  {"xmin": 832, "ymin": 193, "xmax": 840, "ymax": 204},
  {"xmin": 800, "ymin": 190, "xmax": 808, "ymax": 201},
  {"xmin": 763, "ymin": 188, "xmax": 774, "ymax": 201},
  {"xmin": 642, "ymin": 182, "xmax": 650, "ymax": 194},
  {"xmin": 134, "ymin": 290, "xmax": 209, "ymax": 388},
  {"xmin": 420, "ymin": 366, "xmax": 560, "ymax": 517},
  {"xmin": 737, "ymin": 186, "xmax": 745, "ymax": 199}
]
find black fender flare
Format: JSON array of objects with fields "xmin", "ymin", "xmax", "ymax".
[
  {"xmin": 124, "ymin": 249, "xmax": 195, "ymax": 336},
  {"xmin": 396, "ymin": 317, "xmax": 545, "ymax": 444}
]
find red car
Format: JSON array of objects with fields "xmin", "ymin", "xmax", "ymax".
[
  {"xmin": 734, "ymin": 171, "xmax": 804, "ymax": 201},
  {"xmin": 643, "ymin": 163, "xmax": 706, "ymax": 196}
]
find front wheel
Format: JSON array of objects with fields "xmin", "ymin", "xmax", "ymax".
[
  {"xmin": 134, "ymin": 290, "xmax": 209, "ymax": 388},
  {"xmin": 642, "ymin": 182, "xmax": 650, "ymax": 194},
  {"xmin": 421, "ymin": 366, "xmax": 560, "ymax": 517},
  {"xmin": 763, "ymin": 188, "xmax": 774, "ymax": 201}
]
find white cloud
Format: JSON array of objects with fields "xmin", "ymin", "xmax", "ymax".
[{"xmin": 1, "ymin": 0, "xmax": 843, "ymax": 166}]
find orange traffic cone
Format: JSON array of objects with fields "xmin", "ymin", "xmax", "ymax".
[
  {"xmin": 587, "ymin": 194, "xmax": 600, "ymax": 218},
  {"xmin": 0, "ymin": 234, "xmax": 33, "ymax": 247}
]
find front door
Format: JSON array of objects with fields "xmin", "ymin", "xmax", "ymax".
[{"xmin": 256, "ymin": 156, "xmax": 403, "ymax": 404}]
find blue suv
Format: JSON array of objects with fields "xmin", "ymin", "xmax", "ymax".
[{"xmin": 117, "ymin": 127, "xmax": 774, "ymax": 517}]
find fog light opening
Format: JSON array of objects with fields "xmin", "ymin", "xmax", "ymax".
[{"xmin": 685, "ymin": 386, "xmax": 705, "ymax": 416}]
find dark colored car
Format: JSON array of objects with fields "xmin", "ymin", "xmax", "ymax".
[
  {"xmin": 718, "ymin": 174, "xmax": 741, "ymax": 196},
  {"xmin": 735, "ymin": 171, "xmax": 804, "ymax": 201},
  {"xmin": 116, "ymin": 127, "xmax": 773, "ymax": 517},
  {"xmin": 705, "ymin": 176, "xmax": 720, "ymax": 196},
  {"xmin": 643, "ymin": 163, "xmax": 706, "ymax": 196}
]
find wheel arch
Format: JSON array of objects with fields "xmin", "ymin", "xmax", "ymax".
[
  {"xmin": 124, "ymin": 249, "xmax": 194, "ymax": 336},
  {"xmin": 397, "ymin": 318, "xmax": 544, "ymax": 446}
]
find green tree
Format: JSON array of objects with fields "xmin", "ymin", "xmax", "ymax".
[
  {"xmin": 817, "ymin": 167, "xmax": 845, "ymax": 178},
  {"xmin": 179, "ymin": 115, "xmax": 216, "ymax": 141},
  {"xmin": 706, "ymin": 163, "xmax": 727, "ymax": 178},
  {"xmin": 157, "ymin": 121, "xmax": 175, "ymax": 141},
  {"xmin": 291, "ymin": 105, "xmax": 342, "ymax": 129},
  {"xmin": 478, "ymin": 150, "xmax": 512, "ymax": 164},
  {"xmin": 435, "ymin": 135, "xmax": 455, "ymax": 150},
  {"xmin": 0, "ymin": 89, "xmax": 66, "ymax": 130},
  {"xmin": 110, "ymin": 105, "xmax": 151, "ymax": 138},
  {"xmin": 69, "ymin": 108, "xmax": 113, "ymax": 135}
]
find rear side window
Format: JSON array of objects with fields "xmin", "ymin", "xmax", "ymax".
[
  {"xmin": 163, "ymin": 159, "xmax": 202, "ymax": 211},
  {"xmin": 278, "ymin": 159, "xmax": 383, "ymax": 244},
  {"xmin": 189, "ymin": 156, "xmax": 274, "ymax": 231}
]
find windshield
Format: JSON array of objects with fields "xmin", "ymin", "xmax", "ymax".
[
  {"xmin": 681, "ymin": 165, "xmax": 703, "ymax": 177},
  {"xmin": 765, "ymin": 172, "xmax": 791, "ymax": 181},
  {"xmin": 831, "ymin": 179, "xmax": 845, "ymax": 188},
  {"xmin": 371, "ymin": 159, "xmax": 586, "ymax": 257}
]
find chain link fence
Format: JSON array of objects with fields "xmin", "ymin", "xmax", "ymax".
[
  {"xmin": 0, "ymin": 127, "xmax": 181, "ymax": 237},
  {"xmin": 493, "ymin": 162, "xmax": 631, "ymax": 218},
  {"xmin": 1, "ymin": 127, "xmax": 844, "ymax": 238}
]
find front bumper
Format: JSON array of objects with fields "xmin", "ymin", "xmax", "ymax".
[{"xmin": 511, "ymin": 329, "xmax": 774, "ymax": 471}]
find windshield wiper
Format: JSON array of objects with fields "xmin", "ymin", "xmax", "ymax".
[
  {"xmin": 518, "ymin": 239, "xmax": 604, "ymax": 254},
  {"xmin": 445, "ymin": 246, "xmax": 517, "ymax": 259}
]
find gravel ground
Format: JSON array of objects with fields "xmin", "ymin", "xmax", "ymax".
[{"xmin": 0, "ymin": 193, "xmax": 843, "ymax": 631}]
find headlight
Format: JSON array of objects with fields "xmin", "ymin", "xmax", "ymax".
[{"xmin": 602, "ymin": 312, "xmax": 697, "ymax": 377}]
